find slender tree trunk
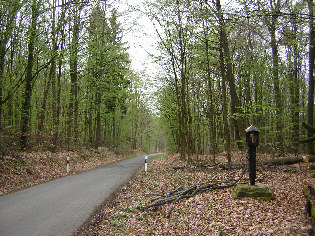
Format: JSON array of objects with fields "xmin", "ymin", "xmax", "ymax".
[
  {"xmin": 88, "ymin": 102, "xmax": 93, "ymax": 145},
  {"xmin": 153, "ymin": 6, "xmax": 182, "ymax": 154},
  {"xmin": 133, "ymin": 121, "xmax": 138, "ymax": 149},
  {"xmin": 287, "ymin": 10, "xmax": 300, "ymax": 154},
  {"xmin": 52, "ymin": 56, "xmax": 62, "ymax": 152},
  {"xmin": 215, "ymin": 0, "xmax": 245, "ymax": 149},
  {"xmin": 38, "ymin": 71, "xmax": 53, "ymax": 133},
  {"xmin": 170, "ymin": 52, "xmax": 181, "ymax": 154},
  {"xmin": 219, "ymin": 44, "xmax": 232, "ymax": 163},
  {"xmin": 21, "ymin": 0, "xmax": 39, "ymax": 151},
  {"xmin": 95, "ymin": 91, "xmax": 101, "ymax": 149},
  {"xmin": 112, "ymin": 115, "xmax": 116, "ymax": 147},
  {"xmin": 52, "ymin": 30, "xmax": 64, "ymax": 151},
  {"xmin": 270, "ymin": 16, "xmax": 284, "ymax": 152},
  {"xmin": 307, "ymin": 0, "xmax": 315, "ymax": 155},
  {"xmin": 0, "ymin": 43, "xmax": 5, "ymax": 132},
  {"xmin": 176, "ymin": 0, "xmax": 190, "ymax": 161},
  {"xmin": 287, "ymin": 46, "xmax": 300, "ymax": 153},
  {"xmin": 204, "ymin": 29, "xmax": 216, "ymax": 162},
  {"xmin": 68, "ymin": 7, "xmax": 80, "ymax": 148}
]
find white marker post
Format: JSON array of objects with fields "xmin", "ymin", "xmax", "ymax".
[
  {"xmin": 145, "ymin": 156, "xmax": 148, "ymax": 172},
  {"xmin": 66, "ymin": 157, "xmax": 70, "ymax": 174}
]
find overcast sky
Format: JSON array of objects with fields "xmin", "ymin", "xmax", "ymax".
[
  {"xmin": 118, "ymin": 0, "xmax": 160, "ymax": 76},
  {"xmin": 118, "ymin": 0, "xmax": 232, "ymax": 76}
]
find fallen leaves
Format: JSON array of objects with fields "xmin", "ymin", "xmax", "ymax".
[
  {"xmin": 75, "ymin": 153, "xmax": 314, "ymax": 236},
  {"xmin": 0, "ymin": 147, "xmax": 128, "ymax": 195}
]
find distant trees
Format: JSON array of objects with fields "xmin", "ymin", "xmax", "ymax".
[
  {"xmin": 149, "ymin": 0, "xmax": 314, "ymax": 161},
  {"xmin": 0, "ymin": 0, "xmax": 21, "ymax": 134},
  {"xmin": 87, "ymin": 5, "xmax": 130, "ymax": 149},
  {"xmin": 0, "ymin": 0, "xmax": 161, "ymax": 154},
  {"xmin": 1, "ymin": 0, "xmax": 313, "ymax": 159},
  {"xmin": 21, "ymin": 0, "xmax": 40, "ymax": 150}
]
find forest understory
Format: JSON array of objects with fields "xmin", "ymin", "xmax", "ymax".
[{"xmin": 74, "ymin": 152, "xmax": 315, "ymax": 236}]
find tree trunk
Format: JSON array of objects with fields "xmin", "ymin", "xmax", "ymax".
[
  {"xmin": 68, "ymin": 7, "xmax": 80, "ymax": 148},
  {"xmin": 176, "ymin": 0, "xmax": 190, "ymax": 162},
  {"xmin": 307, "ymin": 0, "xmax": 315, "ymax": 155},
  {"xmin": 215, "ymin": 0, "xmax": 245, "ymax": 149},
  {"xmin": 88, "ymin": 98, "xmax": 93, "ymax": 146},
  {"xmin": 52, "ymin": 7, "xmax": 65, "ymax": 151},
  {"xmin": 95, "ymin": 91, "xmax": 101, "ymax": 149},
  {"xmin": 263, "ymin": 156, "xmax": 302, "ymax": 166},
  {"xmin": 0, "ymin": 43, "xmax": 5, "ymax": 133},
  {"xmin": 287, "ymin": 20, "xmax": 300, "ymax": 154},
  {"xmin": 52, "ymin": 55, "xmax": 62, "ymax": 152},
  {"xmin": 112, "ymin": 115, "xmax": 116, "ymax": 147},
  {"xmin": 219, "ymin": 43, "xmax": 232, "ymax": 164},
  {"xmin": 21, "ymin": 0, "xmax": 39, "ymax": 151},
  {"xmin": 203, "ymin": 21, "xmax": 217, "ymax": 162},
  {"xmin": 38, "ymin": 69, "xmax": 53, "ymax": 133},
  {"xmin": 270, "ymin": 13, "xmax": 284, "ymax": 152}
]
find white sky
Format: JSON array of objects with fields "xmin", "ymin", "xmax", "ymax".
[
  {"xmin": 118, "ymin": 0, "xmax": 160, "ymax": 76},
  {"xmin": 118, "ymin": 0, "xmax": 231, "ymax": 76},
  {"xmin": 116, "ymin": 0, "xmax": 231, "ymax": 112}
]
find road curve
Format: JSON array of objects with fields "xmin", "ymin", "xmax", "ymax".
[{"xmin": 0, "ymin": 154, "xmax": 158, "ymax": 236}]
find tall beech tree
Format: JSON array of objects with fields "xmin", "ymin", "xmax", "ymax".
[
  {"xmin": 67, "ymin": 3, "xmax": 81, "ymax": 147},
  {"xmin": 307, "ymin": 0, "xmax": 315, "ymax": 155},
  {"xmin": 260, "ymin": 0, "xmax": 284, "ymax": 151},
  {"xmin": 214, "ymin": 0, "xmax": 245, "ymax": 147},
  {"xmin": 52, "ymin": 0, "xmax": 67, "ymax": 151},
  {"xmin": 21, "ymin": 0, "xmax": 40, "ymax": 150}
]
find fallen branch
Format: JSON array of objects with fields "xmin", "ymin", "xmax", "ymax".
[
  {"xmin": 147, "ymin": 169, "xmax": 246, "ymax": 209},
  {"xmin": 262, "ymin": 156, "xmax": 303, "ymax": 166}
]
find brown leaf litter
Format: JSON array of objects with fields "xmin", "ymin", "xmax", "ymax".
[{"xmin": 74, "ymin": 152, "xmax": 314, "ymax": 236}]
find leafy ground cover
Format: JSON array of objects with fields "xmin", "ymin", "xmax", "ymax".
[
  {"xmin": 0, "ymin": 147, "xmax": 136, "ymax": 196},
  {"xmin": 75, "ymin": 152, "xmax": 314, "ymax": 235}
]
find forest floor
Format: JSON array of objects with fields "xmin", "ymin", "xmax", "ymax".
[
  {"xmin": 74, "ymin": 152, "xmax": 315, "ymax": 236},
  {"xmin": 0, "ymin": 147, "xmax": 142, "ymax": 196}
]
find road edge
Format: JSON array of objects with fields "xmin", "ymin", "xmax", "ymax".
[{"xmin": 72, "ymin": 153, "xmax": 163, "ymax": 235}]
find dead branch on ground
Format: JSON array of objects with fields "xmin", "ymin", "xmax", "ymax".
[{"xmin": 146, "ymin": 169, "xmax": 246, "ymax": 211}]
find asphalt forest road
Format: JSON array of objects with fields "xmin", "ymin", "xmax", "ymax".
[{"xmin": 0, "ymin": 154, "xmax": 158, "ymax": 236}]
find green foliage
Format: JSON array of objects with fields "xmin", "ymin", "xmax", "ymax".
[
  {"xmin": 109, "ymin": 219, "xmax": 125, "ymax": 227},
  {"xmin": 114, "ymin": 211, "xmax": 129, "ymax": 218},
  {"xmin": 0, "ymin": 0, "xmax": 312, "ymax": 157},
  {"xmin": 150, "ymin": 0, "xmax": 310, "ymax": 157},
  {"xmin": 135, "ymin": 204, "xmax": 146, "ymax": 212},
  {"xmin": 0, "ymin": 0, "xmax": 162, "ymax": 154},
  {"xmin": 133, "ymin": 196, "xmax": 145, "ymax": 201}
]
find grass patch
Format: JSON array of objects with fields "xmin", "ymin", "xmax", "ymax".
[
  {"xmin": 156, "ymin": 153, "xmax": 167, "ymax": 159},
  {"xmin": 133, "ymin": 196, "xmax": 145, "ymax": 201},
  {"xmin": 135, "ymin": 204, "xmax": 146, "ymax": 212},
  {"xmin": 114, "ymin": 211, "xmax": 129, "ymax": 218}
]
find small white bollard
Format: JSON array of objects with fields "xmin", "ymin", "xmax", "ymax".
[
  {"xmin": 66, "ymin": 157, "xmax": 70, "ymax": 174},
  {"xmin": 145, "ymin": 156, "xmax": 148, "ymax": 172}
]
